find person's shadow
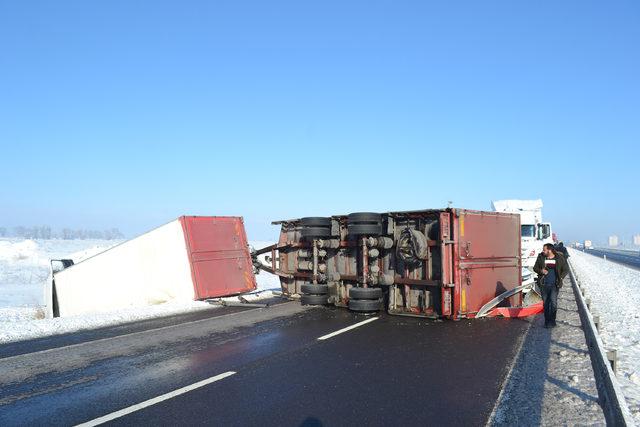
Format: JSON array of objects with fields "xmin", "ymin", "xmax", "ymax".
[
  {"xmin": 495, "ymin": 281, "xmax": 508, "ymax": 306},
  {"xmin": 300, "ymin": 417, "xmax": 323, "ymax": 427}
]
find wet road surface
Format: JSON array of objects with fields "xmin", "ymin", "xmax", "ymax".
[
  {"xmin": 585, "ymin": 248, "xmax": 640, "ymax": 270},
  {"xmin": 0, "ymin": 301, "xmax": 529, "ymax": 426},
  {"xmin": 0, "ymin": 305, "xmax": 250, "ymax": 359}
]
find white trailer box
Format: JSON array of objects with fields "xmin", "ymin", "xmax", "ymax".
[{"xmin": 52, "ymin": 216, "xmax": 256, "ymax": 317}]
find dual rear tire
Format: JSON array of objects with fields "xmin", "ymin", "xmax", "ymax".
[
  {"xmin": 346, "ymin": 213, "xmax": 383, "ymax": 311},
  {"xmin": 347, "ymin": 212, "xmax": 382, "ymax": 236},
  {"xmin": 300, "ymin": 283, "xmax": 384, "ymax": 312},
  {"xmin": 298, "ymin": 214, "xmax": 384, "ymax": 310},
  {"xmin": 300, "ymin": 217, "xmax": 332, "ymax": 239},
  {"xmin": 300, "ymin": 282, "xmax": 328, "ymax": 305},
  {"xmin": 301, "ymin": 213, "xmax": 383, "ymax": 237},
  {"xmin": 298, "ymin": 218, "xmax": 332, "ymax": 303},
  {"xmin": 348, "ymin": 287, "xmax": 383, "ymax": 312}
]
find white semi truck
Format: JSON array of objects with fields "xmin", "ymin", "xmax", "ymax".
[{"xmin": 491, "ymin": 199, "xmax": 554, "ymax": 272}]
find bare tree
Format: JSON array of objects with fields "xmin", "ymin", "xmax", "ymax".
[
  {"xmin": 6, "ymin": 225, "xmax": 123, "ymax": 240},
  {"xmin": 39, "ymin": 226, "xmax": 52, "ymax": 239},
  {"xmin": 104, "ymin": 228, "xmax": 124, "ymax": 240}
]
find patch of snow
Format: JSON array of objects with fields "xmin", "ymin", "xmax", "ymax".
[
  {"xmin": 569, "ymin": 248, "xmax": 640, "ymax": 422},
  {"xmin": 249, "ymin": 241, "xmax": 282, "ymax": 291}
]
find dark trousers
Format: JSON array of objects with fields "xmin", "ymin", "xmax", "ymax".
[{"xmin": 541, "ymin": 283, "xmax": 558, "ymax": 326}]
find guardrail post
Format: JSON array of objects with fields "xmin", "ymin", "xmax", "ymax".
[
  {"xmin": 607, "ymin": 350, "xmax": 618, "ymax": 375},
  {"xmin": 593, "ymin": 315, "xmax": 600, "ymax": 332},
  {"xmin": 586, "ymin": 298, "xmax": 592, "ymax": 310}
]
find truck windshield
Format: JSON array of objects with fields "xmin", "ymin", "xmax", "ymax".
[{"xmin": 521, "ymin": 225, "xmax": 536, "ymax": 238}]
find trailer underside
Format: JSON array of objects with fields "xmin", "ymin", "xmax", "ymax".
[{"xmin": 254, "ymin": 208, "xmax": 532, "ymax": 319}]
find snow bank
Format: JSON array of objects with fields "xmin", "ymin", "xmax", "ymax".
[
  {"xmin": 0, "ymin": 238, "xmax": 118, "ymax": 311},
  {"xmin": 569, "ymin": 248, "xmax": 640, "ymax": 422},
  {"xmin": 250, "ymin": 241, "xmax": 281, "ymax": 291}
]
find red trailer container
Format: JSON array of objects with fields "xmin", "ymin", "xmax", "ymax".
[
  {"xmin": 257, "ymin": 208, "xmax": 522, "ymax": 319},
  {"xmin": 53, "ymin": 216, "xmax": 256, "ymax": 317}
]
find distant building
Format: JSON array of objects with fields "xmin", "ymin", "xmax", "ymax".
[
  {"xmin": 634, "ymin": 234, "xmax": 640, "ymax": 246},
  {"xmin": 609, "ymin": 235, "xmax": 619, "ymax": 247}
]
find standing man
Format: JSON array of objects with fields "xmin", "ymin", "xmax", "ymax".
[
  {"xmin": 555, "ymin": 241, "xmax": 570, "ymax": 258},
  {"xmin": 534, "ymin": 243, "xmax": 568, "ymax": 328}
]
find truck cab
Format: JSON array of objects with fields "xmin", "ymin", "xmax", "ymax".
[
  {"xmin": 520, "ymin": 221, "xmax": 553, "ymax": 271},
  {"xmin": 491, "ymin": 199, "xmax": 553, "ymax": 272}
]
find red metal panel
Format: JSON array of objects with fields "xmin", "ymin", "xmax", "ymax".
[
  {"xmin": 180, "ymin": 216, "xmax": 257, "ymax": 299},
  {"xmin": 454, "ymin": 209, "xmax": 521, "ymax": 316},
  {"xmin": 456, "ymin": 210, "xmax": 520, "ymax": 259}
]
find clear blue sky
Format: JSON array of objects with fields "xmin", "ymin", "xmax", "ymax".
[{"xmin": 1, "ymin": 0, "xmax": 638, "ymax": 244}]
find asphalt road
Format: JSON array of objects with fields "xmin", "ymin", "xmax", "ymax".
[
  {"xmin": 585, "ymin": 248, "xmax": 640, "ymax": 270},
  {"xmin": 0, "ymin": 301, "xmax": 530, "ymax": 427}
]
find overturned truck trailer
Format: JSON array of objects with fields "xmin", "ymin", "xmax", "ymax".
[
  {"xmin": 255, "ymin": 209, "xmax": 523, "ymax": 319},
  {"xmin": 52, "ymin": 216, "xmax": 256, "ymax": 317}
]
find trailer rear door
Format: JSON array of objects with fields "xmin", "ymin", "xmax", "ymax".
[
  {"xmin": 456, "ymin": 210, "xmax": 521, "ymax": 315},
  {"xmin": 181, "ymin": 216, "xmax": 257, "ymax": 299}
]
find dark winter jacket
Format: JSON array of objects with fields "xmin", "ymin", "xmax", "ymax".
[
  {"xmin": 555, "ymin": 243, "xmax": 570, "ymax": 258},
  {"xmin": 533, "ymin": 252, "xmax": 568, "ymax": 288}
]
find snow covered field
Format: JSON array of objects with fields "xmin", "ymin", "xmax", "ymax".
[
  {"xmin": 569, "ymin": 248, "xmax": 640, "ymax": 422},
  {"xmin": 0, "ymin": 238, "xmax": 280, "ymax": 344},
  {"xmin": 0, "ymin": 238, "xmax": 120, "ymax": 319}
]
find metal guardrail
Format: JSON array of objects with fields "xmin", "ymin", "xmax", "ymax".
[{"xmin": 568, "ymin": 261, "xmax": 635, "ymax": 426}]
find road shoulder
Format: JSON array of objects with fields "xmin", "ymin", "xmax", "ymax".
[{"xmin": 489, "ymin": 277, "xmax": 605, "ymax": 425}]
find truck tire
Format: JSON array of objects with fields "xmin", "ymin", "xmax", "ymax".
[
  {"xmin": 349, "ymin": 287, "xmax": 382, "ymax": 300},
  {"xmin": 347, "ymin": 223, "xmax": 381, "ymax": 236},
  {"xmin": 301, "ymin": 227, "xmax": 331, "ymax": 238},
  {"xmin": 301, "ymin": 283, "xmax": 328, "ymax": 295},
  {"xmin": 300, "ymin": 217, "xmax": 331, "ymax": 227},
  {"xmin": 301, "ymin": 294, "xmax": 328, "ymax": 305},
  {"xmin": 347, "ymin": 212, "xmax": 382, "ymax": 224},
  {"xmin": 348, "ymin": 298, "xmax": 382, "ymax": 312}
]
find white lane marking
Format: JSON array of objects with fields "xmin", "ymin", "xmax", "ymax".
[
  {"xmin": 317, "ymin": 317, "xmax": 379, "ymax": 341},
  {"xmin": 75, "ymin": 371, "xmax": 236, "ymax": 426}
]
